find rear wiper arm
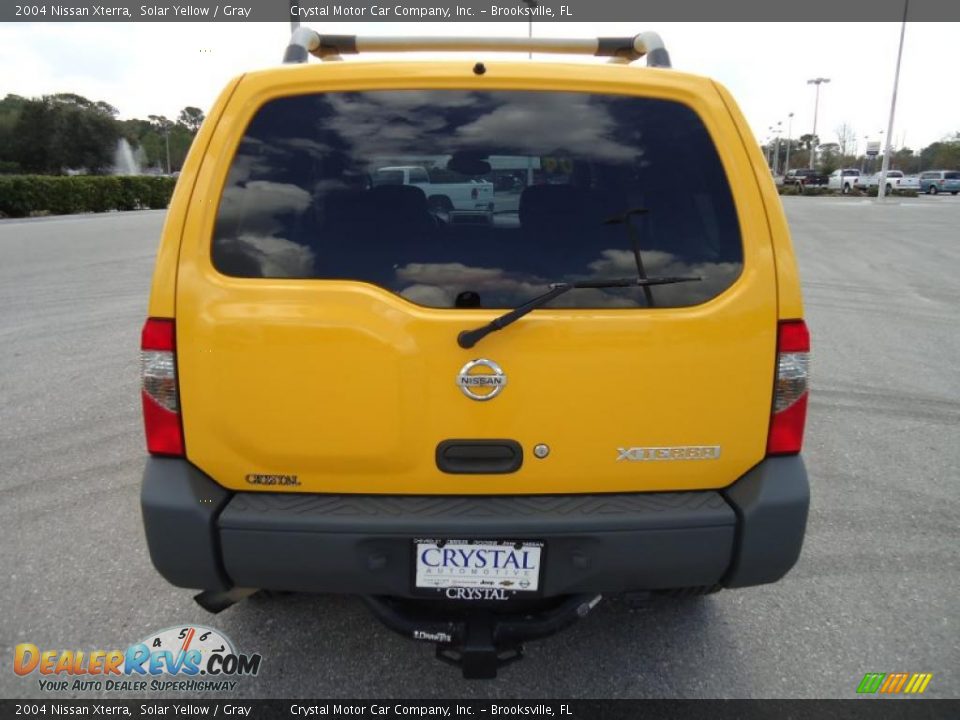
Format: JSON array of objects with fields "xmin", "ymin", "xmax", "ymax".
[{"xmin": 456, "ymin": 276, "xmax": 702, "ymax": 349}]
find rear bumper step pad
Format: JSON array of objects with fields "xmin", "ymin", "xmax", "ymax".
[{"xmin": 141, "ymin": 456, "xmax": 808, "ymax": 596}]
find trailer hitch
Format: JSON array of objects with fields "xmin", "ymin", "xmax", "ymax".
[{"xmin": 362, "ymin": 594, "xmax": 602, "ymax": 679}]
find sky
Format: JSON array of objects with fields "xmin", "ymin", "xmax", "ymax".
[{"xmin": 0, "ymin": 21, "xmax": 957, "ymax": 152}]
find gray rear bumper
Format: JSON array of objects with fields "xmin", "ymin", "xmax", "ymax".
[{"xmin": 141, "ymin": 456, "xmax": 809, "ymax": 596}]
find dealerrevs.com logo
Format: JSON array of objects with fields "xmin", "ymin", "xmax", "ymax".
[{"xmin": 14, "ymin": 625, "xmax": 262, "ymax": 693}]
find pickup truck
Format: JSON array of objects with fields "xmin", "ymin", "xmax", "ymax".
[
  {"xmin": 374, "ymin": 165, "xmax": 495, "ymax": 222},
  {"xmin": 853, "ymin": 170, "xmax": 919, "ymax": 193},
  {"xmin": 827, "ymin": 168, "xmax": 861, "ymax": 194},
  {"xmin": 782, "ymin": 168, "xmax": 828, "ymax": 187}
]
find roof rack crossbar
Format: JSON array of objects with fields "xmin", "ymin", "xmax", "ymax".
[{"xmin": 282, "ymin": 31, "xmax": 672, "ymax": 68}]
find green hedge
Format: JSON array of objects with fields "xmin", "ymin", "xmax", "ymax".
[
  {"xmin": 777, "ymin": 184, "xmax": 833, "ymax": 196},
  {"xmin": 776, "ymin": 184, "xmax": 918, "ymax": 198},
  {"xmin": 0, "ymin": 175, "xmax": 177, "ymax": 218}
]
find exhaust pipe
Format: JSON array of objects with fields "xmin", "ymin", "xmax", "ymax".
[{"xmin": 193, "ymin": 587, "xmax": 258, "ymax": 614}]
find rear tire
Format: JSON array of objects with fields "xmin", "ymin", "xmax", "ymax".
[
  {"xmin": 843, "ymin": 183, "xmax": 851, "ymax": 194},
  {"xmin": 952, "ymin": 192, "xmax": 958, "ymax": 196},
  {"xmin": 930, "ymin": 185, "xmax": 939, "ymax": 195},
  {"xmin": 885, "ymin": 184, "xmax": 893, "ymax": 194}
]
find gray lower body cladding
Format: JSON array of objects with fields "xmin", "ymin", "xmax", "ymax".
[{"xmin": 140, "ymin": 456, "xmax": 809, "ymax": 596}]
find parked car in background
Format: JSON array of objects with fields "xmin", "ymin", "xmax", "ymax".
[
  {"xmin": 374, "ymin": 165, "xmax": 495, "ymax": 221},
  {"xmin": 898, "ymin": 175, "xmax": 921, "ymax": 191},
  {"xmin": 783, "ymin": 168, "xmax": 828, "ymax": 187},
  {"xmin": 827, "ymin": 168, "xmax": 861, "ymax": 194},
  {"xmin": 854, "ymin": 170, "xmax": 916, "ymax": 193},
  {"xmin": 919, "ymin": 170, "xmax": 960, "ymax": 195}
]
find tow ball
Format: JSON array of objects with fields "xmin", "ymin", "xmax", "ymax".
[{"xmin": 362, "ymin": 594, "xmax": 602, "ymax": 679}]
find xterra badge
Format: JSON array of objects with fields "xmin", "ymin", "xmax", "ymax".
[
  {"xmin": 617, "ymin": 446, "xmax": 721, "ymax": 461},
  {"xmin": 456, "ymin": 359, "xmax": 507, "ymax": 401}
]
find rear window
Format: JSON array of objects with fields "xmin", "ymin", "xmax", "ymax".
[
  {"xmin": 212, "ymin": 90, "xmax": 743, "ymax": 309},
  {"xmin": 945, "ymin": 172, "xmax": 960, "ymax": 180},
  {"xmin": 372, "ymin": 169, "xmax": 404, "ymax": 186}
]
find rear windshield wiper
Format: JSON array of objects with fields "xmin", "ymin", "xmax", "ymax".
[{"xmin": 456, "ymin": 276, "xmax": 702, "ymax": 349}]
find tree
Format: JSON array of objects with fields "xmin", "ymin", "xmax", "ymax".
[
  {"xmin": 9, "ymin": 98, "xmax": 58, "ymax": 173},
  {"xmin": 891, "ymin": 147, "xmax": 915, "ymax": 172},
  {"xmin": 0, "ymin": 94, "xmax": 29, "ymax": 173},
  {"xmin": 835, "ymin": 123, "xmax": 856, "ymax": 158},
  {"xmin": 177, "ymin": 106, "xmax": 205, "ymax": 132},
  {"xmin": 5, "ymin": 93, "xmax": 119, "ymax": 174},
  {"xmin": 921, "ymin": 138, "xmax": 960, "ymax": 170},
  {"xmin": 798, "ymin": 133, "xmax": 819, "ymax": 152},
  {"xmin": 0, "ymin": 93, "xmax": 205, "ymax": 176},
  {"xmin": 148, "ymin": 115, "xmax": 174, "ymax": 173},
  {"xmin": 50, "ymin": 94, "xmax": 119, "ymax": 173},
  {"xmin": 819, "ymin": 143, "xmax": 841, "ymax": 174}
]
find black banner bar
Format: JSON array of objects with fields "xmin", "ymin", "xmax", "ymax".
[
  {"xmin": 2, "ymin": 700, "xmax": 960, "ymax": 719},
  {"xmin": 3, "ymin": 0, "xmax": 960, "ymax": 22}
]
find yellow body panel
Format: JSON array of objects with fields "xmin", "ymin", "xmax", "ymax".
[
  {"xmin": 713, "ymin": 81, "xmax": 804, "ymax": 320},
  {"xmin": 162, "ymin": 61, "xmax": 792, "ymax": 495},
  {"xmin": 147, "ymin": 75, "xmax": 243, "ymax": 318}
]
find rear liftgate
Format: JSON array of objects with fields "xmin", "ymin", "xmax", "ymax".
[{"xmin": 197, "ymin": 26, "xmax": 664, "ymax": 679}]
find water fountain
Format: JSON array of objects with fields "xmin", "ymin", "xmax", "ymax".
[{"xmin": 113, "ymin": 138, "xmax": 142, "ymax": 175}]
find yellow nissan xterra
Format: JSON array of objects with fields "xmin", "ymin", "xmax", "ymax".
[{"xmin": 140, "ymin": 29, "xmax": 810, "ymax": 678}]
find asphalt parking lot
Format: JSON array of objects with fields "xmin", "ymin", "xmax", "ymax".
[{"xmin": 1, "ymin": 196, "xmax": 958, "ymax": 699}]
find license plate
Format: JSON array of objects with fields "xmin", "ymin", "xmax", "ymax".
[{"xmin": 413, "ymin": 539, "xmax": 543, "ymax": 593}]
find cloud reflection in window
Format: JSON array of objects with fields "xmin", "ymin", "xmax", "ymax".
[{"xmin": 395, "ymin": 252, "xmax": 740, "ymax": 309}]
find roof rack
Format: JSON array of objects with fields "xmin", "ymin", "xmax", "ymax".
[{"xmin": 282, "ymin": 29, "xmax": 672, "ymax": 68}]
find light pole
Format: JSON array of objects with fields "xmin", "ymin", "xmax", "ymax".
[
  {"xmin": 289, "ymin": 0, "xmax": 299, "ymax": 32},
  {"xmin": 878, "ymin": 0, "xmax": 908, "ymax": 200},
  {"xmin": 773, "ymin": 120, "xmax": 783, "ymax": 175},
  {"xmin": 807, "ymin": 77, "xmax": 830, "ymax": 169},
  {"xmin": 784, "ymin": 112, "xmax": 794, "ymax": 174},
  {"xmin": 522, "ymin": 0, "xmax": 537, "ymax": 59},
  {"xmin": 163, "ymin": 128, "xmax": 171, "ymax": 174}
]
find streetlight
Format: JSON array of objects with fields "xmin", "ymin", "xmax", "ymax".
[
  {"xmin": 878, "ymin": 2, "xmax": 908, "ymax": 201},
  {"xmin": 784, "ymin": 112, "xmax": 794, "ymax": 173},
  {"xmin": 807, "ymin": 77, "xmax": 830, "ymax": 169}
]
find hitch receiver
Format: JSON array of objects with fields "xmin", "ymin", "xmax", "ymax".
[{"xmin": 363, "ymin": 594, "xmax": 602, "ymax": 679}]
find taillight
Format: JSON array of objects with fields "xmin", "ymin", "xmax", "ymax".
[
  {"xmin": 141, "ymin": 318, "xmax": 184, "ymax": 456},
  {"xmin": 767, "ymin": 320, "xmax": 810, "ymax": 455}
]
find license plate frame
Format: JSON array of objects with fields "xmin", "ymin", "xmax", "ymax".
[{"xmin": 412, "ymin": 539, "xmax": 544, "ymax": 597}]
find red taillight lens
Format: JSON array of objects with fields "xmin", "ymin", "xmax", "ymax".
[
  {"xmin": 767, "ymin": 320, "xmax": 810, "ymax": 455},
  {"xmin": 141, "ymin": 318, "xmax": 183, "ymax": 456}
]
